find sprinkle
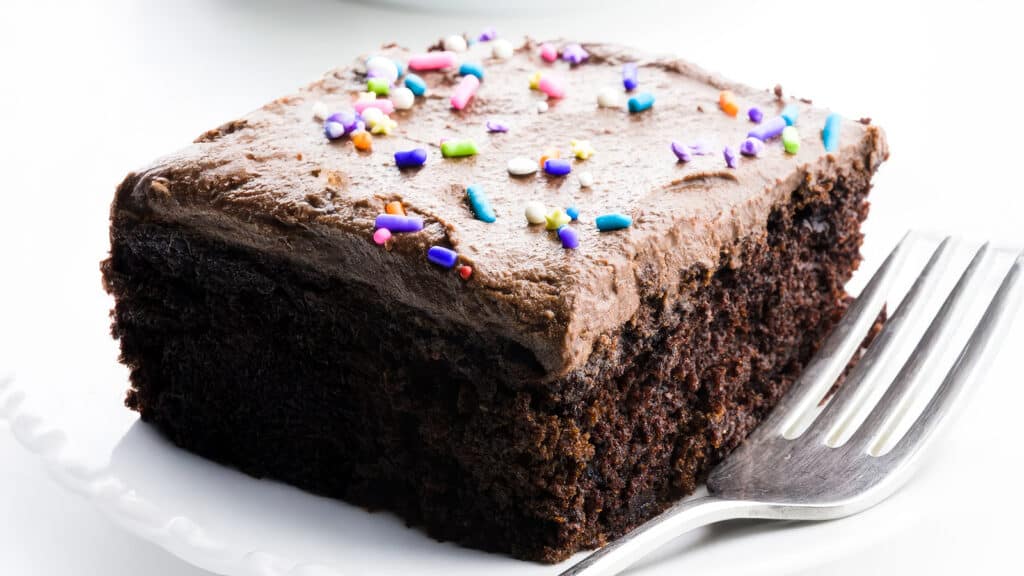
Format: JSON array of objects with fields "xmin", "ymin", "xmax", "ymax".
[
  {"xmin": 622, "ymin": 63, "xmax": 639, "ymax": 91},
  {"xmin": 312, "ymin": 101, "xmax": 329, "ymax": 120},
  {"xmin": 365, "ymin": 56, "xmax": 399, "ymax": 84},
  {"xmin": 561, "ymin": 43, "xmax": 589, "ymax": 64},
  {"xmin": 597, "ymin": 87, "xmax": 623, "ymax": 108},
  {"xmin": 458, "ymin": 265, "xmax": 473, "ymax": 280},
  {"xmin": 723, "ymin": 145, "xmax": 738, "ymax": 168},
  {"xmin": 529, "ymin": 72, "xmax": 543, "ymax": 90},
  {"xmin": 578, "ymin": 171, "xmax": 594, "ymax": 187},
  {"xmin": 781, "ymin": 104, "xmax": 799, "ymax": 126},
  {"xmin": 536, "ymin": 101, "xmax": 549, "ymax": 113},
  {"xmin": 822, "ymin": 113, "xmax": 841, "ymax": 152},
  {"xmin": 391, "ymin": 87, "xmax": 415, "ymax": 110},
  {"xmin": 408, "ymin": 51, "xmax": 458, "ymax": 71},
  {"xmin": 507, "ymin": 157, "xmax": 537, "ymax": 176},
  {"xmin": 491, "ymin": 39, "xmax": 514, "ymax": 60},
  {"xmin": 478, "ymin": 27, "xmax": 497, "ymax": 42},
  {"xmin": 538, "ymin": 147, "xmax": 561, "ymax": 168},
  {"xmin": 375, "ymin": 214, "xmax": 423, "ymax": 233},
  {"xmin": 545, "ymin": 209, "xmax": 572, "ymax": 230},
  {"xmin": 748, "ymin": 107, "xmax": 764, "ymax": 123},
  {"xmin": 394, "ymin": 148, "xmax": 427, "ymax": 168},
  {"xmin": 427, "ymin": 246, "xmax": 458, "ymax": 268},
  {"xmin": 466, "ymin": 184, "xmax": 497, "ymax": 223},
  {"xmin": 324, "ymin": 121, "xmax": 347, "ymax": 140},
  {"xmin": 671, "ymin": 141, "xmax": 692, "ymax": 162},
  {"xmin": 486, "ymin": 119, "xmax": 509, "ymax": 133},
  {"xmin": 352, "ymin": 130, "xmax": 373, "ymax": 151},
  {"xmin": 443, "ymin": 35, "xmax": 468, "ymax": 53},
  {"xmin": 373, "ymin": 228, "xmax": 392, "ymax": 245},
  {"xmin": 385, "ymin": 201, "xmax": 405, "ymax": 215},
  {"xmin": 544, "ymin": 159, "xmax": 572, "ymax": 176},
  {"xmin": 356, "ymin": 91, "xmax": 377, "ymax": 103},
  {"xmin": 367, "ymin": 77, "xmax": 390, "ymax": 96},
  {"xmin": 325, "ymin": 110, "xmax": 359, "ymax": 134},
  {"xmin": 354, "ymin": 99, "xmax": 395, "ymax": 115},
  {"xmin": 748, "ymin": 116, "xmax": 787, "ymax": 141},
  {"xmin": 441, "ymin": 139, "xmax": 478, "ymax": 157},
  {"xmin": 689, "ymin": 140, "xmax": 714, "ymax": 155},
  {"xmin": 450, "ymin": 74, "xmax": 481, "ymax": 110},
  {"xmin": 570, "ymin": 139, "xmax": 595, "ymax": 160},
  {"xmin": 459, "ymin": 61, "xmax": 485, "ymax": 80},
  {"xmin": 595, "ymin": 213, "xmax": 632, "ymax": 231},
  {"xmin": 740, "ymin": 137, "xmax": 764, "ymax": 157},
  {"xmin": 782, "ymin": 126, "xmax": 801, "ymax": 154},
  {"xmin": 628, "ymin": 93, "xmax": 655, "ymax": 113},
  {"xmin": 404, "ymin": 74, "xmax": 427, "ymax": 96},
  {"xmin": 719, "ymin": 90, "xmax": 739, "ymax": 117},
  {"xmin": 361, "ymin": 107, "xmax": 385, "ymax": 128},
  {"xmin": 370, "ymin": 116, "xmax": 397, "ymax": 135},
  {"xmin": 393, "ymin": 59, "xmax": 405, "ymax": 78},
  {"xmin": 566, "ymin": 206, "xmax": 580, "ymax": 220},
  {"xmin": 525, "ymin": 201, "xmax": 547, "ymax": 224},
  {"xmin": 538, "ymin": 75, "xmax": 566, "ymax": 99},
  {"xmin": 558, "ymin": 226, "xmax": 580, "ymax": 249},
  {"xmin": 539, "ymin": 43, "xmax": 558, "ymax": 62}
]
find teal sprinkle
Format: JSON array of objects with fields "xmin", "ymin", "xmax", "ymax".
[
  {"xmin": 822, "ymin": 113, "xmax": 842, "ymax": 152},
  {"xmin": 466, "ymin": 184, "xmax": 496, "ymax": 223},
  {"xmin": 596, "ymin": 213, "xmax": 632, "ymax": 231},
  {"xmin": 781, "ymin": 104, "xmax": 799, "ymax": 126}
]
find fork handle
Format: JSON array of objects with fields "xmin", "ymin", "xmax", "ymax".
[{"xmin": 558, "ymin": 495, "xmax": 751, "ymax": 576}]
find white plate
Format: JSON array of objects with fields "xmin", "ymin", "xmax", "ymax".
[{"xmin": 3, "ymin": 236, "xmax": 1022, "ymax": 576}]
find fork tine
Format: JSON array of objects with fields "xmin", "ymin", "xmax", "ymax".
[
  {"xmin": 802, "ymin": 237, "xmax": 956, "ymax": 444},
  {"xmin": 884, "ymin": 251, "xmax": 1024, "ymax": 463},
  {"xmin": 845, "ymin": 243, "xmax": 993, "ymax": 452},
  {"xmin": 764, "ymin": 232, "xmax": 914, "ymax": 440}
]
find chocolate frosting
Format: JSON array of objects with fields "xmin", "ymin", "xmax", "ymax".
[{"xmin": 110, "ymin": 40, "xmax": 888, "ymax": 379}]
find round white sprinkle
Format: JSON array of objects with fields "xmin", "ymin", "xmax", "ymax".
[
  {"xmin": 597, "ymin": 86, "xmax": 623, "ymax": 108},
  {"xmin": 361, "ymin": 107, "xmax": 385, "ymax": 128},
  {"xmin": 579, "ymin": 171, "xmax": 594, "ymax": 188},
  {"xmin": 365, "ymin": 55, "xmax": 399, "ymax": 84},
  {"xmin": 391, "ymin": 87, "xmax": 415, "ymax": 110},
  {"xmin": 312, "ymin": 100, "xmax": 329, "ymax": 120},
  {"xmin": 536, "ymin": 101, "xmax": 549, "ymax": 113},
  {"xmin": 491, "ymin": 39, "xmax": 514, "ymax": 60},
  {"xmin": 524, "ymin": 201, "xmax": 547, "ymax": 224},
  {"xmin": 443, "ymin": 35, "xmax": 468, "ymax": 53},
  {"xmin": 507, "ymin": 157, "xmax": 538, "ymax": 176}
]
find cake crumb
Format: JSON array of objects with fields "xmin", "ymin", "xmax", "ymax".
[
  {"xmin": 859, "ymin": 117, "xmax": 872, "ymax": 125},
  {"xmin": 773, "ymin": 84, "xmax": 783, "ymax": 100}
]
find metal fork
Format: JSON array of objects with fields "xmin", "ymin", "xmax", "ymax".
[{"xmin": 561, "ymin": 235, "xmax": 1024, "ymax": 576}]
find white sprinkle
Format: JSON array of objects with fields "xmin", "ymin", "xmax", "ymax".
[
  {"xmin": 365, "ymin": 56, "xmax": 399, "ymax": 84},
  {"xmin": 491, "ymin": 39, "xmax": 514, "ymax": 60},
  {"xmin": 361, "ymin": 107, "xmax": 385, "ymax": 128},
  {"xmin": 391, "ymin": 87, "xmax": 415, "ymax": 110},
  {"xmin": 324, "ymin": 122, "xmax": 345, "ymax": 139},
  {"xmin": 524, "ymin": 201, "xmax": 547, "ymax": 224},
  {"xmin": 507, "ymin": 157, "xmax": 538, "ymax": 177},
  {"xmin": 311, "ymin": 101, "xmax": 329, "ymax": 120},
  {"xmin": 443, "ymin": 35, "xmax": 468, "ymax": 53},
  {"xmin": 536, "ymin": 101, "xmax": 549, "ymax": 113},
  {"xmin": 597, "ymin": 86, "xmax": 623, "ymax": 108},
  {"xmin": 356, "ymin": 91, "xmax": 377, "ymax": 103},
  {"xmin": 579, "ymin": 171, "xmax": 594, "ymax": 188}
]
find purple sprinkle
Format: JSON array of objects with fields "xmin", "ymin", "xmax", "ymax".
[
  {"xmin": 478, "ymin": 27, "xmax": 497, "ymax": 42},
  {"xmin": 748, "ymin": 107, "xmax": 764, "ymax": 123},
  {"xmin": 324, "ymin": 121, "xmax": 346, "ymax": 140},
  {"xmin": 671, "ymin": 141, "xmax": 693, "ymax": 162},
  {"xmin": 689, "ymin": 140, "xmax": 713, "ymax": 156},
  {"xmin": 486, "ymin": 119, "xmax": 509, "ymax": 133},
  {"xmin": 375, "ymin": 214, "xmax": 424, "ymax": 233},
  {"xmin": 326, "ymin": 110, "xmax": 359, "ymax": 134},
  {"xmin": 622, "ymin": 63, "xmax": 639, "ymax": 92},
  {"xmin": 748, "ymin": 116, "xmax": 787, "ymax": 141},
  {"xmin": 394, "ymin": 148, "xmax": 427, "ymax": 168},
  {"xmin": 723, "ymin": 146, "xmax": 738, "ymax": 168},
  {"xmin": 739, "ymin": 137, "xmax": 764, "ymax": 157},
  {"xmin": 558, "ymin": 226, "xmax": 580, "ymax": 249},
  {"xmin": 544, "ymin": 158, "xmax": 572, "ymax": 176},
  {"xmin": 561, "ymin": 43, "xmax": 589, "ymax": 65},
  {"xmin": 427, "ymin": 246, "xmax": 458, "ymax": 268}
]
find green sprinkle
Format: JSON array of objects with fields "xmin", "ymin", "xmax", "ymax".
[
  {"xmin": 367, "ymin": 77, "xmax": 390, "ymax": 96},
  {"xmin": 782, "ymin": 126, "xmax": 800, "ymax": 155},
  {"xmin": 441, "ymin": 139, "xmax": 479, "ymax": 158}
]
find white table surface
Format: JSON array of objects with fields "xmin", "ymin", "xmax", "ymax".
[{"xmin": 2, "ymin": 1, "xmax": 1022, "ymax": 574}]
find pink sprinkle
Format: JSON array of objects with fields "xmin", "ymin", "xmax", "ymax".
[
  {"xmin": 354, "ymin": 99, "xmax": 395, "ymax": 115},
  {"xmin": 373, "ymin": 228, "xmax": 392, "ymax": 245},
  {"xmin": 450, "ymin": 74, "xmax": 481, "ymax": 110},
  {"xmin": 539, "ymin": 43, "xmax": 558, "ymax": 63},
  {"xmin": 537, "ymin": 75, "xmax": 565, "ymax": 99},
  {"xmin": 408, "ymin": 51, "xmax": 458, "ymax": 71}
]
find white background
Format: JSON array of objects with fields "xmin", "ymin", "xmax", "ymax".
[{"xmin": 1, "ymin": 1, "xmax": 1023, "ymax": 575}]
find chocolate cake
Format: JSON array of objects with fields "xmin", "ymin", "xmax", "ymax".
[{"xmin": 101, "ymin": 38, "xmax": 887, "ymax": 562}]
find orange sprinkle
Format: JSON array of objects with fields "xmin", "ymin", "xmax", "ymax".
[
  {"xmin": 719, "ymin": 90, "xmax": 738, "ymax": 117},
  {"xmin": 538, "ymin": 147, "xmax": 561, "ymax": 169},
  {"xmin": 351, "ymin": 130, "xmax": 373, "ymax": 151},
  {"xmin": 458, "ymin": 265, "xmax": 473, "ymax": 280},
  {"xmin": 385, "ymin": 201, "xmax": 405, "ymax": 215}
]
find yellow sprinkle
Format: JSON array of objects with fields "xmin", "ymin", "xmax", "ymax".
[
  {"xmin": 529, "ymin": 71, "xmax": 542, "ymax": 90},
  {"xmin": 570, "ymin": 139, "xmax": 595, "ymax": 160},
  {"xmin": 545, "ymin": 208, "xmax": 572, "ymax": 231},
  {"xmin": 370, "ymin": 117, "xmax": 397, "ymax": 135}
]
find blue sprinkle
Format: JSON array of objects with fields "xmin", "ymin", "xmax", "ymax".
[
  {"xmin": 404, "ymin": 73, "xmax": 427, "ymax": 96},
  {"xmin": 622, "ymin": 63, "xmax": 638, "ymax": 92},
  {"xmin": 427, "ymin": 246, "xmax": 458, "ymax": 268},
  {"xmin": 596, "ymin": 213, "xmax": 632, "ymax": 231},
  {"xmin": 566, "ymin": 206, "xmax": 580, "ymax": 221},
  {"xmin": 558, "ymin": 226, "xmax": 580, "ymax": 249},
  {"xmin": 748, "ymin": 116, "xmax": 787, "ymax": 141},
  {"xmin": 747, "ymin": 107, "xmax": 764, "ymax": 123},
  {"xmin": 375, "ymin": 214, "xmax": 424, "ymax": 233},
  {"xmin": 394, "ymin": 148, "xmax": 427, "ymax": 168},
  {"xmin": 627, "ymin": 92, "xmax": 655, "ymax": 113},
  {"xmin": 781, "ymin": 104, "xmax": 799, "ymax": 126},
  {"xmin": 466, "ymin": 184, "xmax": 497, "ymax": 223},
  {"xmin": 458, "ymin": 62, "xmax": 485, "ymax": 80},
  {"xmin": 393, "ymin": 59, "xmax": 405, "ymax": 78},
  {"xmin": 544, "ymin": 159, "xmax": 572, "ymax": 176},
  {"xmin": 822, "ymin": 113, "xmax": 842, "ymax": 152}
]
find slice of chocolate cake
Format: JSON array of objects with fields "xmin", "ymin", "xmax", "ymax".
[{"xmin": 101, "ymin": 38, "xmax": 887, "ymax": 563}]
